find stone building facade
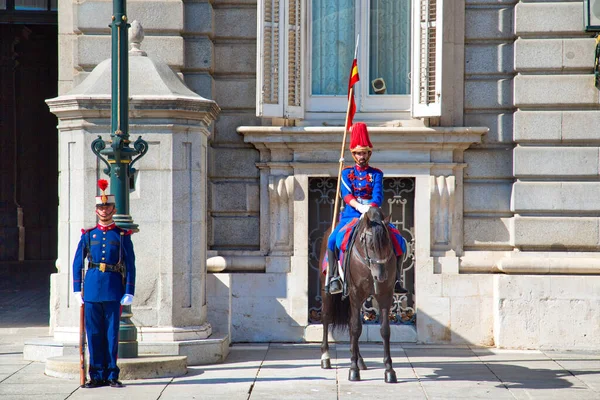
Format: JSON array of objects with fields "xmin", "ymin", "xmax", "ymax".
[{"xmin": 48, "ymin": 0, "xmax": 600, "ymax": 349}]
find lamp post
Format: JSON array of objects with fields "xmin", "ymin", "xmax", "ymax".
[{"xmin": 91, "ymin": 0, "xmax": 148, "ymax": 358}]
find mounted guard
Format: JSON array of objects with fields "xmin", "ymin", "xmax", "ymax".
[{"xmin": 324, "ymin": 122, "xmax": 408, "ymax": 296}]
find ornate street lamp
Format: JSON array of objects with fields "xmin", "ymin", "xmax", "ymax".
[{"xmin": 90, "ymin": 0, "xmax": 148, "ymax": 358}]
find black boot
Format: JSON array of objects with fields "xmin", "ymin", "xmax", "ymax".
[
  {"xmin": 325, "ymin": 248, "xmax": 342, "ymax": 295},
  {"xmin": 394, "ymin": 256, "xmax": 408, "ymax": 295}
]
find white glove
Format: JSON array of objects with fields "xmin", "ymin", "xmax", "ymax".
[
  {"xmin": 120, "ymin": 294, "xmax": 134, "ymax": 306},
  {"xmin": 356, "ymin": 203, "xmax": 371, "ymax": 214},
  {"xmin": 74, "ymin": 291, "xmax": 84, "ymax": 306}
]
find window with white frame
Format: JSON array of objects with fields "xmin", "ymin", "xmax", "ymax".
[{"xmin": 256, "ymin": 0, "xmax": 442, "ymax": 121}]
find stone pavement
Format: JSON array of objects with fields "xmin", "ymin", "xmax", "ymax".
[
  {"xmin": 2, "ymin": 271, "xmax": 600, "ymax": 399},
  {"xmin": 2, "ymin": 327, "xmax": 600, "ymax": 400}
]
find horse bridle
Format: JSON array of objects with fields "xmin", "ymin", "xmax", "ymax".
[{"xmin": 353, "ymin": 227, "xmax": 394, "ymax": 269}]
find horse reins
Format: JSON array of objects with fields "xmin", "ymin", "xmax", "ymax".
[{"xmin": 353, "ymin": 226, "xmax": 394, "ymax": 268}]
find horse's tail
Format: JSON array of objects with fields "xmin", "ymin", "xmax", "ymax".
[{"xmin": 327, "ymin": 293, "xmax": 351, "ymax": 333}]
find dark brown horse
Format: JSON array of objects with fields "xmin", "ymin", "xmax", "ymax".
[{"xmin": 319, "ymin": 206, "xmax": 398, "ymax": 383}]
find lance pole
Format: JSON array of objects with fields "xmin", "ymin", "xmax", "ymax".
[
  {"xmin": 325, "ymin": 37, "xmax": 359, "ymax": 283},
  {"xmin": 330, "ymin": 93, "xmax": 354, "ymax": 233}
]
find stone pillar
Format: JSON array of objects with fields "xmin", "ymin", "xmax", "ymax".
[{"xmin": 33, "ymin": 29, "xmax": 228, "ymax": 365}]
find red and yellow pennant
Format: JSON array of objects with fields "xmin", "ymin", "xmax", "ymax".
[{"xmin": 346, "ymin": 59, "xmax": 360, "ymax": 131}]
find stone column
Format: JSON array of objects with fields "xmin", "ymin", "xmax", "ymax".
[{"xmin": 33, "ymin": 29, "xmax": 228, "ymax": 365}]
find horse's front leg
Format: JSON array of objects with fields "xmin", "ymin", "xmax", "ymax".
[
  {"xmin": 348, "ymin": 303, "xmax": 363, "ymax": 381},
  {"xmin": 320, "ymin": 294, "xmax": 332, "ymax": 369},
  {"xmin": 379, "ymin": 306, "xmax": 397, "ymax": 383}
]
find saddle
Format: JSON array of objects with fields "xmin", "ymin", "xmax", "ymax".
[{"xmin": 339, "ymin": 221, "xmax": 361, "ymax": 299}]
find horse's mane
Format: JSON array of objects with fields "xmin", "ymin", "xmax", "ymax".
[{"xmin": 360, "ymin": 207, "xmax": 390, "ymax": 255}]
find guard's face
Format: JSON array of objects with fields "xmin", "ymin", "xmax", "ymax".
[
  {"xmin": 353, "ymin": 151, "xmax": 370, "ymax": 167},
  {"xmin": 96, "ymin": 205, "xmax": 116, "ymax": 223}
]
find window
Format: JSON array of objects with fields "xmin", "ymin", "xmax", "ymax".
[
  {"xmin": 308, "ymin": 0, "xmax": 411, "ymax": 113},
  {"xmin": 256, "ymin": 0, "xmax": 443, "ymax": 121},
  {"xmin": 0, "ymin": 0, "xmax": 57, "ymax": 23}
]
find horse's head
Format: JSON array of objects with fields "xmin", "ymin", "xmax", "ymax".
[{"xmin": 357, "ymin": 207, "xmax": 394, "ymax": 283}]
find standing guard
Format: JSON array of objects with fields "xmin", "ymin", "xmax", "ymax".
[
  {"xmin": 325, "ymin": 122, "xmax": 408, "ymax": 295},
  {"xmin": 72, "ymin": 179, "xmax": 136, "ymax": 388}
]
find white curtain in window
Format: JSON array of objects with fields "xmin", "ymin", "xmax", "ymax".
[
  {"xmin": 311, "ymin": 0, "xmax": 355, "ymax": 95},
  {"xmin": 369, "ymin": 0, "xmax": 411, "ymax": 95}
]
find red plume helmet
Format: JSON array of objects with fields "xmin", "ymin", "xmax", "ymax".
[
  {"xmin": 98, "ymin": 179, "xmax": 109, "ymax": 192},
  {"xmin": 349, "ymin": 122, "xmax": 373, "ymax": 153},
  {"xmin": 95, "ymin": 179, "xmax": 115, "ymax": 206}
]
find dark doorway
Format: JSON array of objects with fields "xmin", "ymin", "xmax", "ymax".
[{"xmin": 0, "ymin": 23, "xmax": 58, "ymax": 286}]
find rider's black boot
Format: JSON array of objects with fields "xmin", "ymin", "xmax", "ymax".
[
  {"xmin": 325, "ymin": 248, "xmax": 342, "ymax": 295},
  {"xmin": 394, "ymin": 256, "xmax": 409, "ymax": 295}
]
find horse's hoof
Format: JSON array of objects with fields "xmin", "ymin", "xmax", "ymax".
[
  {"xmin": 348, "ymin": 369, "xmax": 361, "ymax": 381},
  {"xmin": 321, "ymin": 359, "xmax": 331, "ymax": 369},
  {"xmin": 358, "ymin": 358, "xmax": 367, "ymax": 370},
  {"xmin": 385, "ymin": 370, "xmax": 397, "ymax": 383}
]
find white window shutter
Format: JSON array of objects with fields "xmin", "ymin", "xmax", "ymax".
[
  {"xmin": 411, "ymin": 0, "xmax": 442, "ymax": 118},
  {"xmin": 257, "ymin": 0, "xmax": 284, "ymax": 117},
  {"xmin": 283, "ymin": 0, "xmax": 304, "ymax": 119}
]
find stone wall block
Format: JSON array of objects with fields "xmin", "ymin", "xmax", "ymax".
[
  {"xmin": 513, "ymin": 216, "xmax": 599, "ymax": 247},
  {"xmin": 184, "ymin": 2, "xmax": 213, "ymax": 35},
  {"xmin": 74, "ymin": 1, "xmax": 183, "ymax": 33},
  {"xmin": 464, "ymin": 217, "xmax": 512, "ymax": 248},
  {"xmin": 450, "ymin": 296, "xmax": 493, "ymax": 345},
  {"xmin": 465, "ymin": 7, "xmax": 513, "ymax": 41},
  {"xmin": 214, "ymin": 78, "xmax": 256, "ymax": 109},
  {"xmin": 515, "ymin": 2, "xmax": 584, "ymax": 35},
  {"xmin": 514, "ymin": 111, "xmax": 562, "ymax": 142},
  {"xmin": 210, "ymin": 215, "xmax": 260, "ymax": 248},
  {"xmin": 214, "ymin": 114, "xmax": 260, "ymax": 144},
  {"xmin": 464, "ymin": 149, "xmax": 513, "ymax": 179},
  {"xmin": 464, "ymin": 182, "xmax": 512, "ymax": 213},
  {"xmin": 515, "ymin": 38, "xmax": 596, "ymax": 71},
  {"xmin": 184, "ymin": 73, "xmax": 215, "ymax": 100},
  {"xmin": 549, "ymin": 275, "xmax": 600, "ymax": 300},
  {"xmin": 538, "ymin": 299, "xmax": 599, "ymax": 348},
  {"xmin": 215, "ymin": 43, "xmax": 256, "ymax": 74},
  {"xmin": 515, "ymin": 75, "xmax": 599, "ymax": 107},
  {"xmin": 214, "ymin": 7, "xmax": 256, "ymax": 39},
  {"xmin": 185, "ymin": 38, "xmax": 214, "ymax": 72},
  {"xmin": 210, "ymin": 182, "xmax": 249, "ymax": 212},
  {"xmin": 514, "ymin": 38, "xmax": 562, "ymax": 70},
  {"xmin": 464, "ymin": 79, "xmax": 513, "ymax": 110},
  {"xmin": 210, "ymin": 147, "xmax": 259, "ymax": 178},
  {"xmin": 463, "ymin": 113, "xmax": 513, "ymax": 144},
  {"xmin": 465, "ymin": 43, "xmax": 514, "ymax": 75},
  {"xmin": 513, "ymin": 182, "xmax": 600, "ymax": 212},
  {"xmin": 514, "ymin": 146, "xmax": 599, "ymax": 177},
  {"xmin": 563, "ymin": 38, "xmax": 597, "ymax": 69},
  {"xmin": 562, "ymin": 111, "xmax": 600, "ymax": 141},
  {"xmin": 75, "ymin": 35, "xmax": 184, "ymax": 70}
]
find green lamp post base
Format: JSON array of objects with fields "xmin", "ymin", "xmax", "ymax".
[{"xmin": 118, "ymin": 305, "xmax": 138, "ymax": 358}]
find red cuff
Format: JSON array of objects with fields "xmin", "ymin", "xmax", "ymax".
[{"xmin": 344, "ymin": 194, "xmax": 357, "ymax": 204}]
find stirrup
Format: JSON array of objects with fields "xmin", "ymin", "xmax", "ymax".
[
  {"xmin": 394, "ymin": 280, "xmax": 408, "ymax": 295},
  {"xmin": 328, "ymin": 277, "xmax": 343, "ymax": 295}
]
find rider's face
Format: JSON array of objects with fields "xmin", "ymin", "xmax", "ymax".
[{"xmin": 353, "ymin": 151, "xmax": 369, "ymax": 166}]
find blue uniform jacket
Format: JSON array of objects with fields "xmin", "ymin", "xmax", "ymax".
[
  {"xmin": 328, "ymin": 164, "xmax": 385, "ymax": 251},
  {"xmin": 73, "ymin": 223, "xmax": 135, "ymax": 302},
  {"xmin": 340, "ymin": 165, "xmax": 383, "ymax": 220}
]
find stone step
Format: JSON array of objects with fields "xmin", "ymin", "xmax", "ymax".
[
  {"xmin": 25, "ymin": 332, "xmax": 230, "ymax": 365},
  {"xmin": 45, "ymin": 354, "xmax": 188, "ymax": 380}
]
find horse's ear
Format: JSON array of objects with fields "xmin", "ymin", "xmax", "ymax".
[{"xmin": 384, "ymin": 213, "xmax": 391, "ymax": 224}]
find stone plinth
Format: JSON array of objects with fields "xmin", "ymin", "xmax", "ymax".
[
  {"xmin": 41, "ymin": 23, "xmax": 228, "ymax": 367},
  {"xmin": 45, "ymin": 355, "xmax": 188, "ymax": 380}
]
